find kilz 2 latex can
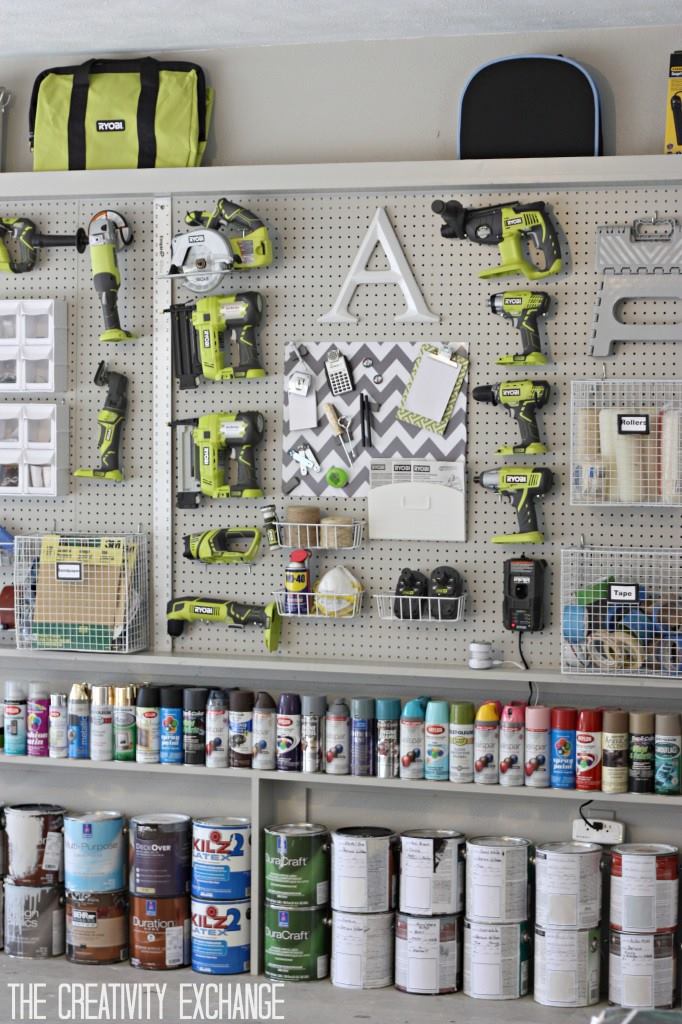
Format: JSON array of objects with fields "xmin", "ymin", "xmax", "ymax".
[
  {"xmin": 610, "ymin": 843, "xmax": 679, "ymax": 933},
  {"xmin": 4, "ymin": 881, "xmax": 65, "ymax": 959},
  {"xmin": 191, "ymin": 897, "xmax": 250, "ymax": 975},
  {"xmin": 534, "ymin": 925, "xmax": 600, "ymax": 1007},
  {"xmin": 463, "ymin": 919, "xmax": 531, "ymax": 1000},
  {"xmin": 535, "ymin": 841, "xmax": 602, "ymax": 930},
  {"xmin": 263, "ymin": 903, "xmax": 329, "ymax": 981},
  {"xmin": 264, "ymin": 824, "xmax": 330, "ymax": 908},
  {"xmin": 331, "ymin": 826, "xmax": 398, "ymax": 913},
  {"xmin": 609, "ymin": 930, "xmax": 676, "ymax": 1009},
  {"xmin": 331, "ymin": 910, "xmax": 394, "ymax": 990},
  {"xmin": 65, "ymin": 890, "xmax": 128, "ymax": 965},
  {"xmin": 399, "ymin": 829, "xmax": 464, "ymax": 916},
  {"xmin": 465, "ymin": 837, "xmax": 532, "ymax": 924},
  {"xmin": 129, "ymin": 895, "xmax": 190, "ymax": 970},
  {"xmin": 395, "ymin": 912, "xmax": 461, "ymax": 994},
  {"xmin": 5, "ymin": 804, "xmax": 64, "ymax": 886},
  {"xmin": 192, "ymin": 818, "xmax": 251, "ymax": 901},
  {"xmin": 64, "ymin": 812, "xmax": 126, "ymax": 893},
  {"xmin": 129, "ymin": 814, "xmax": 191, "ymax": 897}
]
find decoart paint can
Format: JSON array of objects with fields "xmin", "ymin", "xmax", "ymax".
[
  {"xmin": 48, "ymin": 693, "xmax": 67, "ymax": 759},
  {"xmin": 550, "ymin": 707, "xmax": 576, "ymax": 789},
  {"xmin": 602, "ymin": 709, "xmax": 629, "ymax": 794},
  {"xmin": 129, "ymin": 814, "xmax": 191, "ymax": 897},
  {"xmin": 449, "ymin": 701, "xmax": 474, "ymax": 784},
  {"xmin": 252, "ymin": 691, "xmax": 276, "ymax": 771},
  {"xmin": 64, "ymin": 812, "xmax": 126, "ymax": 893},
  {"xmin": 160, "ymin": 687, "xmax": 183, "ymax": 765},
  {"xmin": 113, "ymin": 685, "xmax": 136, "ymax": 762},
  {"xmin": 192, "ymin": 818, "xmax": 252, "ymax": 901},
  {"xmin": 90, "ymin": 686, "xmax": 114, "ymax": 762},
  {"xmin": 277, "ymin": 692, "xmax": 302, "ymax": 771},
  {"xmin": 400, "ymin": 699, "xmax": 425, "ymax": 779},
  {"xmin": 129, "ymin": 895, "xmax": 190, "ymax": 970},
  {"xmin": 399, "ymin": 829, "xmax": 465, "ymax": 916},
  {"xmin": 331, "ymin": 826, "xmax": 398, "ymax": 913},
  {"xmin": 524, "ymin": 705, "xmax": 550, "ymax": 788},
  {"xmin": 655, "ymin": 712, "xmax": 681, "ymax": 795},
  {"xmin": 629, "ymin": 710, "xmax": 655, "ymax": 794},
  {"xmin": 499, "ymin": 703, "xmax": 525, "ymax": 786},
  {"xmin": 376, "ymin": 697, "xmax": 401, "ymax": 779},
  {"xmin": 576, "ymin": 708, "xmax": 602, "ymax": 791},
  {"xmin": 5, "ymin": 804, "xmax": 64, "ymax": 886},
  {"xmin": 610, "ymin": 844, "xmax": 679, "ymax": 933},
  {"xmin": 424, "ymin": 700, "xmax": 449, "ymax": 781},
  {"xmin": 66, "ymin": 890, "xmax": 128, "ymax": 965},
  {"xmin": 351, "ymin": 697, "xmax": 375, "ymax": 777},
  {"xmin": 535, "ymin": 842, "xmax": 602, "ymax": 929},
  {"xmin": 191, "ymin": 897, "xmax": 250, "ymax": 975},
  {"xmin": 608, "ymin": 930, "xmax": 676, "ymax": 1009},
  {"xmin": 301, "ymin": 694, "xmax": 326, "ymax": 774},
  {"xmin": 183, "ymin": 687, "xmax": 208, "ymax": 766},
  {"xmin": 67, "ymin": 682, "xmax": 90, "ymax": 759},
  {"xmin": 332, "ymin": 910, "xmax": 394, "ymax": 989},
  {"xmin": 465, "ymin": 837, "xmax": 532, "ymax": 924},
  {"xmin": 474, "ymin": 701, "xmax": 500, "ymax": 784},
  {"xmin": 26, "ymin": 682, "xmax": 49, "ymax": 757},
  {"xmin": 325, "ymin": 698, "xmax": 350, "ymax": 775},
  {"xmin": 534, "ymin": 925, "xmax": 600, "ymax": 1007},
  {"xmin": 135, "ymin": 685, "xmax": 160, "ymax": 764},
  {"xmin": 395, "ymin": 912, "xmax": 461, "ymax": 994},
  {"xmin": 463, "ymin": 919, "xmax": 531, "ymax": 1000},
  {"xmin": 263, "ymin": 824, "xmax": 330, "ymax": 908},
  {"xmin": 4, "ymin": 881, "xmax": 64, "ymax": 959},
  {"xmin": 229, "ymin": 690, "xmax": 253, "ymax": 769},
  {"xmin": 263, "ymin": 903, "xmax": 329, "ymax": 981}
]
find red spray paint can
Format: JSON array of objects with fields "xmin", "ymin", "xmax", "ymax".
[{"xmin": 576, "ymin": 708, "xmax": 603, "ymax": 791}]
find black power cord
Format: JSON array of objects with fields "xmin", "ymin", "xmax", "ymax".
[
  {"xmin": 579, "ymin": 800, "xmax": 604, "ymax": 833},
  {"xmin": 518, "ymin": 630, "xmax": 529, "ymax": 670}
]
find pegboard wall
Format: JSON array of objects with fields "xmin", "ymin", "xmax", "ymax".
[{"xmin": 2, "ymin": 183, "xmax": 681, "ymax": 668}]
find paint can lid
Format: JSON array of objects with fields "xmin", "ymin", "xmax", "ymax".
[
  {"xmin": 159, "ymin": 686, "xmax": 181, "ymax": 707},
  {"xmin": 230, "ymin": 690, "xmax": 254, "ymax": 712},
  {"xmin": 551, "ymin": 707, "xmax": 577, "ymax": 729},
  {"xmin": 525, "ymin": 705, "xmax": 551, "ymax": 729},
  {"xmin": 577, "ymin": 708, "xmax": 602, "ymax": 732},
  {"xmin": 402, "ymin": 698, "xmax": 425, "ymax": 721},
  {"xmin": 136, "ymin": 685, "xmax": 159, "ymax": 708},
  {"xmin": 425, "ymin": 699, "xmax": 449, "ymax": 724},
  {"xmin": 501, "ymin": 702, "xmax": 526, "ymax": 724},
  {"xmin": 113, "ymin": 685, "xmax": 135, "ymax": 706},
  {"xmin": 351, "ymin": 697, "xmax": 375, "ymax": 719},
  {"xmin": 327, "ymin": 697, "xmax": 349, "ymax": 717},
  {"xmin": 50, "ymin": 692, "xmax": 67, "ymax": 707},
  {"xmin": 90, "ymin": 684, "xmax": 114, "ymax": 706},
  {"xmin": 376, "ymin": 697, "xmax": 401, "ymax": 720},
  {"xmin": 28, "ymin": 681, "xmax": 48, "ymax": 698},
  {"xmin": 207, "ymin": 688, "xmax": 229, "ymax": 708},
  {"xmin": 450, "ymin": 701, "xmax": 474, "ymax": 725},
  {"xmin": 266, "ymin": 822, "xmax": 329, "ymax": 837},
  {"xmin": 656, "ymin": 711, "xmax": 681, "ymax": 735},
  {"xmin": 603, "ymin": 709, "xmax": 628, "ymax": 733},
  {"xmin": 302, "ymin": 694, "xmax": 327, "ymax": 716},
  {"xmin": 4, "ymin": 679, "xmax": 25, "ymax": 700},
  {"xmin": 277, "ymin": 692, "xmax": 301, "ymax": 714},
  {"xmin": 334, "ymin": 826, "xmax": 396, "ymax": 840},
  {"xmin": 254, "ymin": 690, "xmax": 276, "ymax": 712},
  {"xmin": 69, "ymin": 681, "xmax": 90, "ymax": 701},
  {"xmin": 629, "ymin": 710, "xmax": 654, "ymax": 733},
  {"xmin": 475, "ymin": 701, "xmax": 500, "ymax": 723},
  {"xmin": 183, "ymin": 687, "xmax": 209, "ymax": 710}
]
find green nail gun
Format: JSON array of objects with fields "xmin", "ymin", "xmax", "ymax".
[
  {"xmin": 170, "ymin": 411, "xmax": 265, "ymax": 508},
  {"xmin": 74, "ymin": 362, "xmax": 128, "ymax": 481},
  {"xmin": 0, "ymin": 216, "xmax": 87, "ymax": 273},
  {"xmin": 168, "ymin": 292, "xmax": 265, "ymax": 389},
  {"xmin": 166, "ymin": 596, "xmax": 281, "ymax": 652},
  {"xmin": 183, "ymin": 528, "xmax": 261, "ymax": 564}
]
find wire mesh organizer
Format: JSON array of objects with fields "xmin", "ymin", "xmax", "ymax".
[
  {"xmin": 570, "ymin": 380, "xmax": 682, "ymax": 506},
  {"xmin": 561, "ymin": 547, "xmax": 682, "ymax": 677},
  {"xmin": 274, "ymin": 518, "xmax": 364, "ymax": 550},
  {"xmin": 374, "ymin": 592, "xmax": 467, "ymax": 623},
  {"xmin": 14, "ymin": 533, "xmax": 149, "ymax": 653},
  {"xmin": 274, "ymin": 589, "xmax": 364, "ymax": 619}
]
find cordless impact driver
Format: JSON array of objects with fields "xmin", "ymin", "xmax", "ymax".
[
  {"xmin": 473, "ymin": 379, "xmax": 551, "ymax": 455},
  {"xmin": 474, "ymin": 466, "xmax": 554, "ymax": 544},
  {"xmin": 168, "ymin": 292, "xmax": 265, "ymax": 389},
  {"xmin": 170, "ymin": 411, "xmax": 265, "ymax": 508},
  {"xmin": 74, "ymin": 362, "xmax": 128, "ymax": 481},
  {"xmin": 490, "ymin": 291, "xmax": 551, "ymax": 365},
  {"xmin": 166, "ymin": 597, "xmax": 281, "ymax": 652}
]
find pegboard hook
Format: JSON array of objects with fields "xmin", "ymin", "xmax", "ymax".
[
  {"xmin": 602, "ymin": 362, "xmax": 607, "ymax": 380},
  {"xmin": 580, "ymin": 533, "xmax": 586, "ymax": 549}
]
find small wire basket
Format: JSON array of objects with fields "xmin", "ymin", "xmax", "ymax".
[
  {"xmin": 374, "ymin": 592, "xmax": 467, "ymax": 623},
  {"xmin": 274, "ymin": 589, "xmax": 364, "ymax": 619},
  {"xmin": 274, "ymin": 519, "xmax": 364, "ymax": 550}
]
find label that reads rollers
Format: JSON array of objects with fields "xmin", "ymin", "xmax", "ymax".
[
  {"xmin": 617, "ymin": 414, "xmax": 649, "ymax": 435},
  {"xmin": 608, "ymin": 584, "xmax": 638, "ymax": 603}
]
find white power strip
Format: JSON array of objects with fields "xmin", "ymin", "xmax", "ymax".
[{"xmin": 572, "ymin": 818, "xmax": 625, "ymax": 845}]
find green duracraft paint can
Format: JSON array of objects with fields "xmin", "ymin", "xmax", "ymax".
[
  {"xmin": 264, "ymin": 903, "xmax": 330, "ymax": 981},
  {"xmin": 264, "ymin": 823, "xmax": 330, "ymax": 907}
]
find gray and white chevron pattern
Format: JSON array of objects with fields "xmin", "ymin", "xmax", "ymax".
[
  {"xmin": 596, "ymin": 224, "xmax": 682, "ymax": 274},
  {"xmin": 282, "ymin": 341, "xmax": 468, "ymax": 497}
]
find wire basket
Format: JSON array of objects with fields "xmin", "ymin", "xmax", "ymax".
[
  {"xmin": 14, "ymin": 533, "xmax": 149, "ymax": 653},
  {"xmin": 274, "ymin": 590, "xmax": 364, "ymax": 619},
  {"xmin": 561, "ymin": 546, "xmax": 682, "ymax": 677},
  {"xmin": 571, "ymin": 380, "xmax": 682, "ymax": 506},
  {"xmin": 274, "ymin": 519, "xmax": 364, "ymax": 550},
  {"xmin": 374, "ymin": 592, "xmax": 467, "ymax": 623}
]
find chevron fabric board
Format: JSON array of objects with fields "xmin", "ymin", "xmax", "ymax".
[{"xmin": 282, "ymin": 341, "xmax": 468, "ymax": 496}]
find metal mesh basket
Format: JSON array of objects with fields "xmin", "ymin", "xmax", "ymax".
[
  {"xmin": 374, "ymin": 592, "xmax": 467, "ymax": 623},
  {"xmin": 14, "ymin": 533, "xmax": 149, "ymax": 653}
]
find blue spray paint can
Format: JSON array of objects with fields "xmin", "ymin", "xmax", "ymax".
[
  {"xmin": 4, "ymin": 680, "xmax": 27, "ymax": 756},
  {"xmin": 68, "ymin": 682, "xmax": 90, "ymax": 759},
  {"xmin": 425, "ymin": 699, "xmax": 449, "ymax": 781},
  {"xmin": 550, "ymin": 707, "xmax": 577, "ymax": 789},
  {"xmin": 160, "ymin": 687, "xmax": 183, "ymax": 764},
  {"xmin": 351, "ymin": 697, "xmax": 376, "ymax": 777}
]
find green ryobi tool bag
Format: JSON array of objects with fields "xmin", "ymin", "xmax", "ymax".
[{"xmin": 29, "ymin": 57, "xmax": 213, "ymax": 171}]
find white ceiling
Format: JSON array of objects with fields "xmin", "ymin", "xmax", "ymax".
[{"xmin": 2, "ymin": 0, "xmax": 682, "ymax": 55}]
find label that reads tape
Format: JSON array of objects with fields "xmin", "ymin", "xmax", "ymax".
[
  {"xmin": 608, "ymin": 584, "xmax": 639, "ymax": 603},
  {"xmin": 56, "ymin": 561, "xmax": 82, "ymax": 581},
  {"xmin": 617, "ymin": 414, "xmax": 649, "ymax": 435}
]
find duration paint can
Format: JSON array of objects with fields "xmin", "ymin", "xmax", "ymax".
[
  {"xmin": 64, "ymin": 812, "xmax": 126, "ymax": 893},
  {"xmin": 332, "ymin": 910, "xmax": 394, "ymax": 990},
  {"xmin": 534, "ymin": 925, "xmax": 600, "ymax": 1007},
  {"xmin": 399, "ymin": 828, "xmax": 464, "ymax": 916},
  {"xmin": 5, "ymin": 804, "xmax": 64, "ymax": 886},
  {"xmin": 610, "ymin": 843, "xmax": 679, "ymax": 933},
  {"xmin": 129, "ymin": 814, "xmax": 191, "ymax": 897},
  {"xmin": 263, "ymin": 903, "xmax": 329, "ymax": 981},
  {"xmin": 264, "ymin": 824, "xmax": 329, "ymax": 908},
  {"xmin": 465, "ymin": 837, "xmax": 531, "ymax": 924},
  {"xmin": 463, "ymin": 919, "xmax": 531, "ymax": 1000},
  {"xmin": 395, "ymin": 912, "xmax": 461, "ymax": 994},
  {"xmin": 331, "ymin": 826, "xmax": 398, "ymax": 913},
  {"xmin": 4, "ymin": 881, "xmax": 65, "ymax": 959},
  {"xmin": 65, "ymin": 890, "xmax": 128, "ymax": 965},
  {"xmin": 192, "ymin": 818, "xmax": 252, "ymax": 901},
  {"xmin": 191, "ymin": 897, "xmax": 250, "ymax": 975},
  {"xmin": 535, "ymin": 841, "xmax": 602, "ymax": 930},
  {"xmin": 129, "ymin": 895, "xmax": 190, "ymax": 970},
  {"xmin": 609, "ymin": 929, "xmax": 676, "ymax": 1009}
]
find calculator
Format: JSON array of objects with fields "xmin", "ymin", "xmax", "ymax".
[{"xmin": 324, "ymin": 348, "xmax": 355, "ymax": 396}]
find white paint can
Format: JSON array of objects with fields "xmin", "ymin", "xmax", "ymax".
[
  {"xmin": 399, "ymin": 828, "xmax": 464, "ymax": 916},
  {"xmin": 4, "ymin": 881, "xmax": 64, "ymax": 959},
  {"xmin": 609, "ymin": 930, "xmax": 676, "ymax": 1009},
  {"xmin": 331, "ymin": 910, "xmax": 393, "ymax": 989},
  {"xmin": 4, "ymin": 804, "xmax": 64, "ymax": 886},
  {"xmin": 535, "ymin": 841, "xmax": 603, "ymax": 929},
  {"xmin": 463, "ymin": 919, "xmax": 530, "ymax": 1000},
  {"xmin": 465, "ymin": 836, "xmax": 531, "ymax": 924},
  {"xmin": 395, "ymin": 912, "xmax": 461, "ymax": 994},
  {"xmin": 610, "ymin": 843, "xmax": 679, "ymax": 933},
  {"xmin": 331, "ymin": 827, "xmax": 398, "ymax": 913},
  {"xmin": 534, "ymin": 925, "xmax": 600, "ymax": 1007}
]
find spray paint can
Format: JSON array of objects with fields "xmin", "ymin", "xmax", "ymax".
[
  {"xmin": 113, "ymin": 685, "xmax": 136, "ymax": 761},
  {"xmin": 499, "ymin": 703, "xmax": 525, "ymax": 787},
  {"xmin": 49, "ymin": 693, "xmax": 67, "ymax": 759},
  {"xmin": 449, "ymin": 701, "xmax": 475, "ymax": 784},
  {"xmin": 576, "ymin": 708, "xmax": 602, "ymax": 792},
  {"xmin": 425, "ymin": 699, "xmax": 449, "ymax": 781},
  {"xmin": 400, "ymin": 699, "xmax": 425, "ymax": 779},
  {"xmin": 160, "ymin": 687, "xmax": 183, "ymax": 765},
  {"xmin": 326, "ymin": 698, "xmax": 350, "ymax": 775},
  {"xmin": 205, "ymin": 689, "xmax": 228, "ymax": 768},
  {"xmin": 4, "ymin": 680, "xmax": 27, "ymax": 756},
  {"xmin": 27, "ymin": 682, "xmax": 49, "ymax": 758},
  {"xmin": 474, "ymin": 701, "xmax": 500, "ymax": 785},
  {"xmin": 629, "ymin": 710, "xmax": 655, "ymax": 794},
  {"xmin": 550, "ymin": 707, "xmax": 577, "ymax": 789},
  {"xmin": 284, "ymin": 549, "xmax": 311, "ymax": 615},
  {"xmin": 260, "ymin": 504, "xmax": 281, "ymax": 549},
  {"xmin": 302, "ymin": 694, "xmax": 327, "ymax": 774},
  {"xmin": 375, "ymin": 697, "xmax": 400, "ymax": 779},
  {"xmin": 351, "ymin": 697, "xmax": 375, "ymax": 777},
  {"xmin": 276, "ymin": 692, "xmax": 301, "ymax": 771},
  {"xmin": 90, "ymin": 685, "xmax": 114, "ymax": 762},
  {"xmin": 229, "ymin": 691, "xmax": 253, "ymax": 769},
  {"xmin": 655, "ymin": 712, "xmax": 681, "ymax": 795},
  {"xmin": 184, "ymin": 688, "xmax": 208, "ymax": 766},
  {"xmin": 135, "ymin": 685, "xmax": 160, "ymax": 764},
  {"xmin": 252, "ymin": 691, "xmax": 276, "ymax": 771},
  {"xmin": 524, "ymin": 705, "xmax": 550, "ymax": 788},
  {"xmin": 68, "ymin": 682, "xmax": 90, "ymax": 759},
  {"xmin": 602, "ymin": 709, "xmax": 629, "ymax": 795}
]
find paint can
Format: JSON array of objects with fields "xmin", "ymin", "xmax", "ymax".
[
  {"xmin": 550, "ymin": 707, "xmax": 577, "ymax": 789},
  {"xmin": 424, "ymin": 700, "xmax": 449, "ymax": 781},
  {"xmin": 332, "ymin": 910, "xmax": 394, "ymax": 989},
  {"xmin": 395, "ymin": 912, "xmax": 461, "ymax": 994},
  {"xmin": 602, "ymin": 709, "xmax": 629, "ymax": 795},
  {"xmin": 48, "ymin": 693, "xmax": 67, "ymax": 759},
  {"xmin": 129, "ymin": 814, "xmax": 191, "ymax": 897},
  {"xmin": 135, "ymin": 685, "xmax": 160, "ymax": 764},
  {"xmin": 252, "ymin": 691, "xmax": 276, "ymax": 771},
  {"xmin": 628, "ymin": 710, "xmax": 655, "ymax": 794},
  {"xmin": 4, "ymin": 881, "xmax": 65, "ymax": 958},
  {"xmin": 64, "ymin": 812, "xmax": 126, "ymax": 893},
  {"xmin": 205, "ymin": 689, "xmax": 229, "ymax": 768},
  {"xmin": 229, "ymin": 690, "xmax": 254, "ymax": 769},
  {"xmin": 449, "ymin": 701, "xmax": 475, "ymax": 784},
  {"xmin": 67, "ymin": 682, "xmax": 90, "ymax": 759},
  {"xmin": 65, "ymin": 890, "xmax": 128, "ymax": 965},
  {"xmin": 376, "ymin": 697, "xmax": 401, "ymax": 779},
  {"xmin": 655, "ymin": 712, "xmax": 681, "ymax": 795},
  {"xmin": 610, "ymin": 843, "xmax": 679, "ymax": 933},
  {"xmin": 499, "ymin": 703, "xmax": 524, "ymax": 786},
  {"xmin": 331, "ymin": 826, "xmax": 398, "ymax": 913},
  {"xmin": 26, "ymin": 682, "xmax": 49, "ymax": 757},
  {"xmin": 474, "ymin": 701, "xmax": 500, "ymax": 784},
  {"xmin": 465, "ymin": 837, "xmax": 532, "ymax": 924},
  {"xmin": 351, "ymin": 697, "xmax": 375, "ymax": 777},
  {"xmin": 192, "ymin": 818, "xmax": 252, "ymax": 901},
  {"xmin": 463, "ymin": 919, "xmax": 531, "ymax": 999},
  {"xmin": 90, "ymin": 685, "xmax": 114, "ymax": 762},
  {"xmin": 276, "ymin": 692, "xmax": 302, "ymax": 772},
  {"xmin": 534, "ymin": 925, "xmax": 600, "ymax": 1007},
  {"xmin": 263, "ymin": 824, "xmax": 329, "ymax": 908},
  {"xmin": 191, "ymin": 897, "xmax": 250, "ymax": 975},
  {"xmin": 129, "ymin": 894, "xmax": 190, "ymax": 970},
  {"xmin": 4, "ymin": 804, "xmax": 64, "ymax": 886},
  {"xmin": 524, "ymin": 705, "xmax": 550, "ymax": 787},
  {"xmin": 399, "ymin": 828, "xmax": 465, "ymax": 916},
  {"xmin": 183, "ymin": 687, "xmax": 208, "ymax": 767},
  {"xmin": 608, "ymin": 929, "xmax": 676, "ymax": 1009},
  {"xmin": 301, "ymin": 694, "xmax": 326, "ymax": 774},
  {"xmin": 576, "ymin": 708, "xmax": 602, "ymax": 791},
  {"xmin": 400, "ymin": 699, "xmax": 425, "ymax": 780},
  {"xmin": 113, "ymin": 685, "xmax": 136, "ymax": 762},
  {"xmin": 263, "ymin": 903, "xmax": 329, "ymax": 981},
  {"xmin": 535, "ymin": 841, "xmax": 602, "ymax": 929},
  {"xmin": 159, "ymin": 687, "xmax": 183, "ymax": 765},
  {"xmin": 325, "ymin": 698, "xmax": 350, "ymax": 775}
]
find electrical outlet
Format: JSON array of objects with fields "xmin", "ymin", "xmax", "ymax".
[{"xmin": 572, "ymin": 818, "xmax": 625, "ymax": 845}]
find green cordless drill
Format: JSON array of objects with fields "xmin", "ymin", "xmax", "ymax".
[
  {"xmin": 473, "ymin": 379, "xmax": 550, "ymax": 455},
  {"xmin": 74, "ymin": 362, "xmax": 128, "ymax": 482},
  {"xmin": 489, "ymin": 291, "xmax": 551, "ymax": 365},
  {"xmin": 166, "ymin": 597, "xmax": 281, "ymax": 652},
  {"xmin": 474, "ymin": 466, "xmax": 554, "ymax": 544},
  {"xmin": 169, "ymin": 292, "xmax": 265, "ymax": 389},
  {"xmin": 183, "ymin": 528, "xmax": 262, "ymax": 564}
]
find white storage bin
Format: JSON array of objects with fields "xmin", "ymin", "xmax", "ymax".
[
  {"xmin": 0, "ymin": 403, "xmax": 68, "ymax": 496},
  {"xmin": 0, "ymin": 300, "xmax": 67, "ymax": 393}
]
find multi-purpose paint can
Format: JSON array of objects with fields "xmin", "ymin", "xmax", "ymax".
[
  {"xmin": 113, "ymin": 685, "xmax": 136, "ymax": 762},
  {"xmin": 550, "ymin": 707, "xmax": 577, "ymax": 789},
  {"xmin": 67, "ymin": 682, "xmax": 90, "ymax": 759},
  {"xmin": 134, "ymin": 685, "xmax": 160, "ymax": 764},
  {"xmin": 160, "ymin": 687, "xmax": 183, "ymax": 765},
  {"xmin": 534, "ymin": 925, "xmax": 600, "ymax": 1007},
  {"xmin": 576, "ymin": 708, "xmax": 602, "ymax": 791},
  {"xmin": 129, "ymin": 895, "xmax": 190, "ymax": 970},
  {"xmin": 629, "ymin": 710, "xmax": 655, "ymax": 794},
  {"xmin": 229, "ymin": 690, "xmax": 253, "ymax": 769},
  {"xmin": 449, "ymin": 701, "xmax": 475, "ymax": 783},
  {"xmin": 395, "ymin": 912, "xmax": 461, "ymax": 994},
  {"xmin": 277, "ymin": 692, "xmax": 302, "ymax": 772},
  {"xmin": 399, "ymin": 829, "xmax": 465, "ymax": 916},
  {"xmin": 129, "ymin": 814, "xmax": 191, "ymax": 897},
  {"xmin": 655, "ymin": 712, "xmax": 681, "ymax": 795},
  {"xmin": 351, "ymin": 697, "xmax": 375, "ymax": 777},
  {"xmin": 4, "ymin": 680, "xmax": 27, "ymax": 756},
  {"xmin": 325, "ymin": 698, "xmax": 350, "ymax": 775},
  {"xmin": 4, "ymin": 881, "xmax": 64, "ymax": 959},
  {"xmin": 191, "ymin": 897, "xmax": 250, "ymax": 975},
  {"xmin": 400, "ymin": 699, "xmax": 425, "ymax": 780},
  {"xmin": 64, "ymin": 812, "xmax": 126, "ymax": 893},
  {"xmin": 535, "ymin": 842, "xmax": 602, "ymax": 929},
  {"xmin": 65, "ymin": 890, "xmax": 128, "ymax": 965},
  {"xmin": 263, "ymin": 903, "xmax": 329, "ymax": 981},
  {"xmin": 192, "ymin": 818, "xmax": 251, "ymax": 901},
  {"xmin": 27, "ymin": 682, "xmax": 49, "ymax": 757},
  {"xmin": 499, "ymin": 703, "xmax": 524, "ymax": 786},
  {"xmin": 205, "ymin": 689, "xmax": 228, "ymax": 768},
  {"xmin": 424, "ymin": 700, "xmax": 449, "ymax": 781},
  {"xmin": 474, "ymin": 701, "xmax": 500, "ymax": 785},
  {"xmin": 183, "ymin": 687, "xmax": 208, "ymax": 766},
  {"xmin": 331, "ymin": 826, "xmax": 398, "ymax": 913},
  {"xmin": 610, "ymin": 844, "xmax": 679, "ymax": 933},
  {"xmin": 463, "ymin": 919, "xmax": 531, "ymax": 1000},
  {"xmin": 602, "ymin": 709, "xmax": 629, "ymax": 794},
  {"xmin": 263, "ymin": 824, "xmax": 330, "ymax": 908},
  {"xmin": 525, "ymin": 705, "xmax": 550, "ymax": 787},
  {"xmin": 465, "ymin": 837, "xmax": 531, "ymax": 924},
  {"xmin": 90, "ymin": 685, "xmax": 114, "ymax": 762},
  {"xmin": 376, "ymin": 697, "xmax": 401, "ymax": 779},
  {"xmin": 5, "ymin": 804, "xmax": 64, "ymax": 886},
  {"xmin": 301, "ymin": 694, "xmax": 326, "ymax": 774},
  {"xmin": 332, "ymin": 910, "xmax": 394, "ymax": 990},
  {"xmin": 252, "ymin": 691, "xmax": 276, "ymax": 771},
  {"xmin": 608, "ymin": 930, "xmax": 676, "ymax": 1009},
  {"xmin": 48, "ymin": 693, "xmax": 67, "ymax": 759}
]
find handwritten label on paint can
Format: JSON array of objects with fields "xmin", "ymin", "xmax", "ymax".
[
  {"xmin": 331, "ymin": 827, "xmax": 398, "ymax": 914},
  {"xmin": 534, "ymin": 926, "xmax": 600, "ymax": 1007},
  {"xmin": 535, "ymin": 842, "xmax": 602, "ymax": 930},
  {"xmin": 610, "ymin": 844, "xmax": 679, "ymax": 933},
  {"xmin": 465, "ymin": 837, "xmax": 531, "ymax": 924},
  {"xmin": 331, "ymin": 910, "xmax": 393, "ymax": 990},
  {"xmin": 399, "ymin": 829, "xmax": 464, "ymax": 916},
  {"xmin": 463, "ymin": 919, "xmax": 530, "ymax": 1000},
  {"xmin": 395, "ymin": 913, "xmax": 461, "ymax": 994},
  {"xmin": 609, "ymin": 930, "xmax": 676, "ymax": 1009}
]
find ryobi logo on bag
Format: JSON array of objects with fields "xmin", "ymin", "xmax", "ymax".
[{"xmin": 96, "ymin": 120, "xmax": 126, "ymax": 132}]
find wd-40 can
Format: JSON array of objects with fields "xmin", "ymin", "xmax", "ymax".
[
  {"xmin": 450, "ymin": 701, "xmax": 474, "ymax": 784},
  {"xmin": 525, "ymin": 705, "xmax": 550, "ymax": 787},
  {"xmin": 499, "ymin": 703, "xmax": 525, "ymax": 786},
  {"xmin": 252, "ymin": 691, "xmax": 276, "ymax": 771},
  {"xmin": 90, "ymin": 685, "xmax": 114, "ymax": 762},
  {"xmin": 474, "ymin": 701, "xmax": 500, "ymax": 784},
  {"xmin": 551, "ymin": 707, "xmax": 576, "ymax": 789},
  {"xmin": 27, "ymin": 682, "xmax": 49, "ymax": 758},
  {"xmin": 425, "ymin": 700, "xmax": 449, "ymax": 781},
  {"xmin": 326, "ymin": 698, "xmax": 350, "ymax": 775},
  {"xmin": 160, "ymin": 687, "xmax": 183, "ymax": 765},
  {"xmin": 205, "ymin": 689, "xmax": 228, "ymax": 768},
  {"xmin": 400, "ymin": 699, "xmax": 425, "ymax": 779},
  {"xmin": 284, "ymin": 549, "xmax": 311, "ymax": 615},
  {"xmin": 113, "ymin": 685, "xmax": 136, "ymax": 761},
  {"xmin": 49, "ymin": 693, "xmax": 67, "ymax": 759},
  {"xmin": 351, "ymin": 697, "xmax": 375, "ymax": 777},
  {"xmin": 302, "ymin": 694, "xmax": 326, "ymax": 774},
  {"xmin": 68, "ymin": 682, "xmax": 90, "ymax": 759},
  {"xmin": 376, "ymin": 697, "xmax": 400, "ymax": 779}
]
